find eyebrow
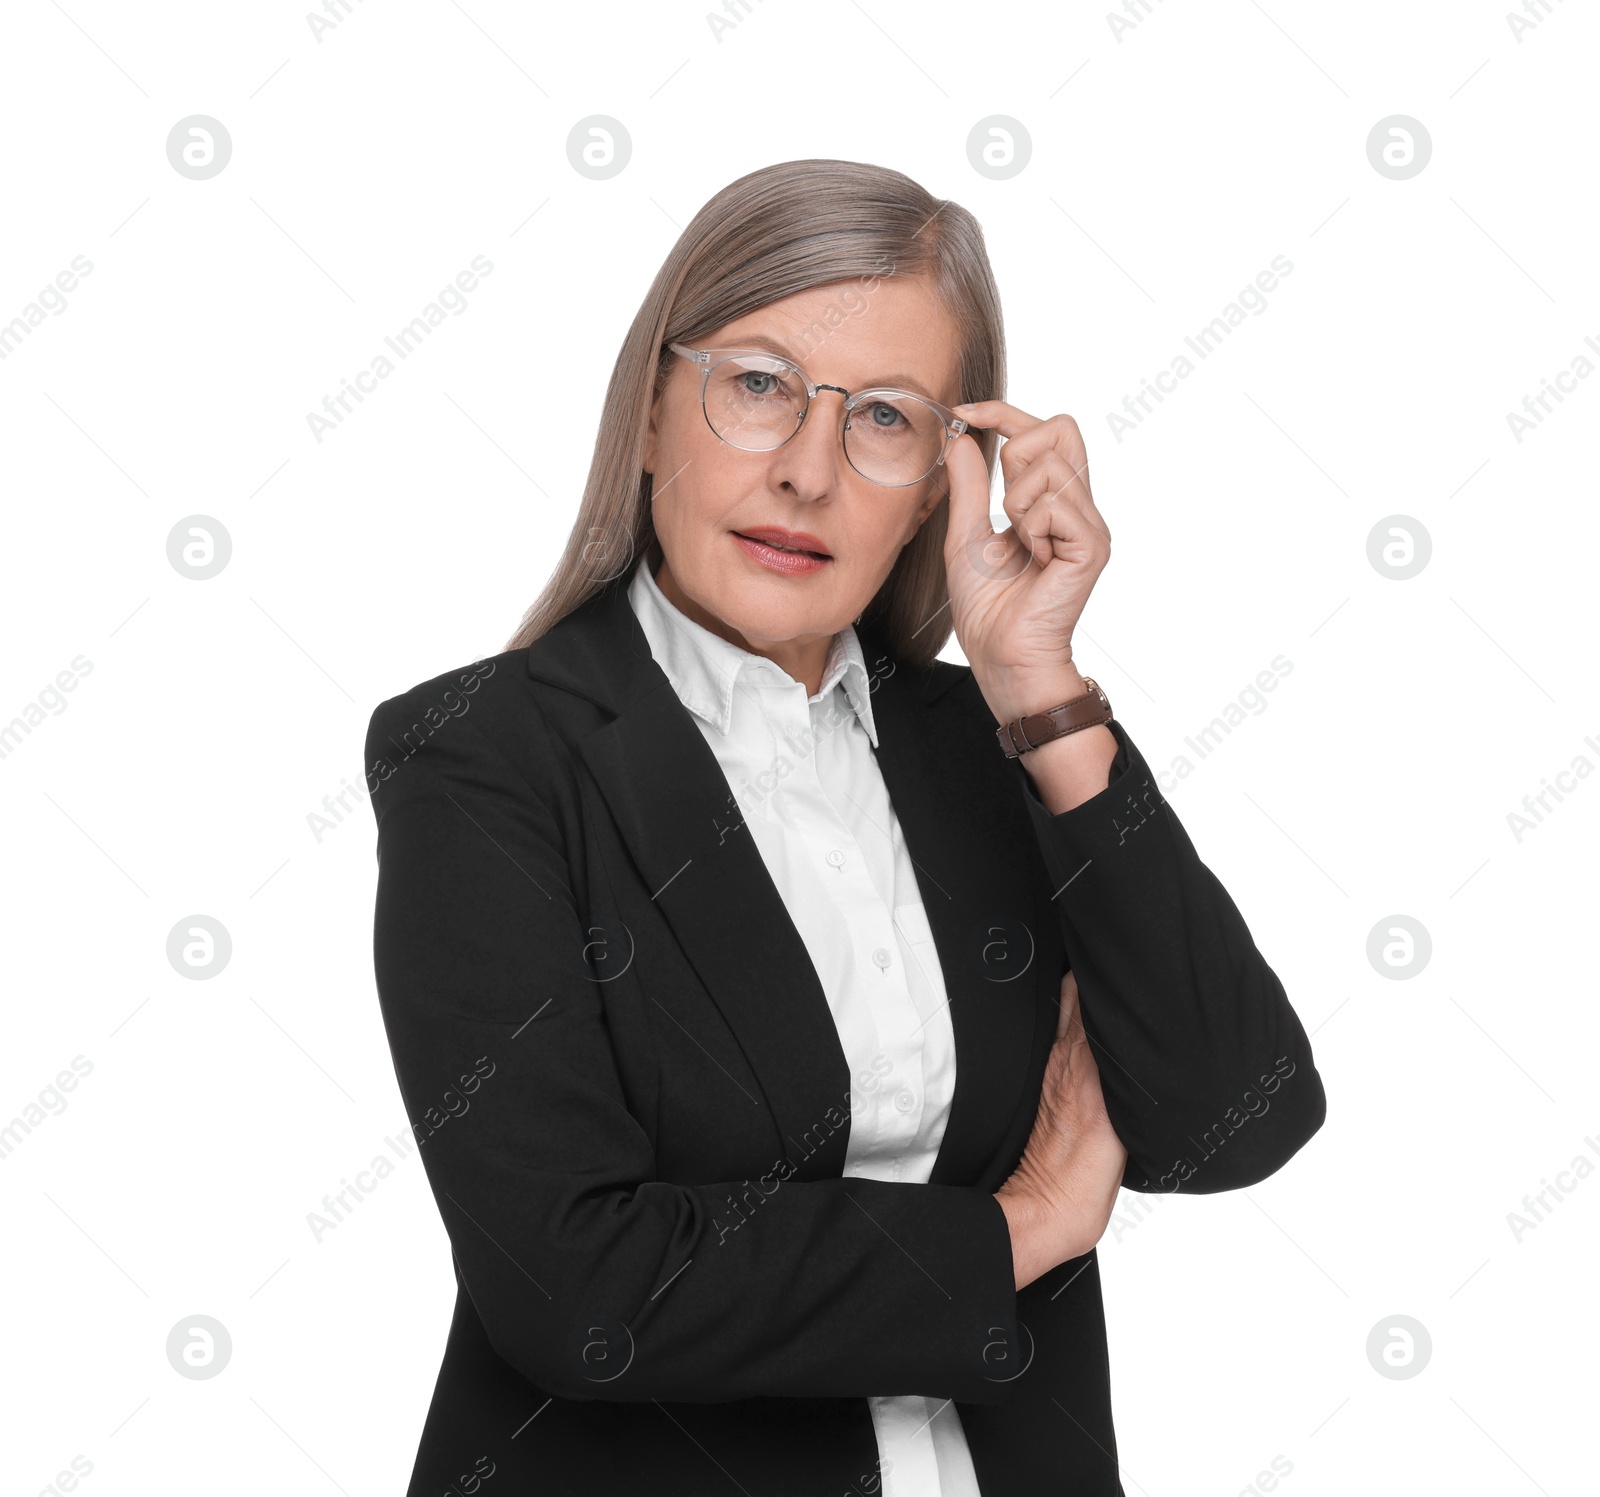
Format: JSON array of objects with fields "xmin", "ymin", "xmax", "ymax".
[{"xmin": 728, "ymin": 332, "xmax": 940, "ymax": 402}]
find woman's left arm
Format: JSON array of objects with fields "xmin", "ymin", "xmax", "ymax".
[
  {"xmin": 1013, "ymin": 711, "xmax": 1325, "ymax": 1194},
  {"xmin": 943, "ymin": 402, "xmax": 1326, "ymax": 1195}
]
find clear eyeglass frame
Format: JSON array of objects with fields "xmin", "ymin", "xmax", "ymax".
[{"xmin": 668, "ymin": 341, "xmax": 970, "ymax": 489}]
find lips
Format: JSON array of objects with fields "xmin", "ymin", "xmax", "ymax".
[{"xmin": 731, "ymin": 526, "xmax": 832, "ymax": 558}]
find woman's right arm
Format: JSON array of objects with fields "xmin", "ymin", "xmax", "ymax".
[{"xmin": 365, "ymin": 689, "xmax": 1021, "ymax": 1407}]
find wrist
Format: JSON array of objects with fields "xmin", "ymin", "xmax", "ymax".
[
  {"xmin": 981, "ymin": 665, "xmax": 1090, "ymax": 727},
  {"xmin": 995, "ymin": 1184, "xmax": 1054, "ymax": 1291}
]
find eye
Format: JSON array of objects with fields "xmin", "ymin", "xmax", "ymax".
[{"xmin": 861, "ymin": 400, "xmax": 907, "ymax": 428}]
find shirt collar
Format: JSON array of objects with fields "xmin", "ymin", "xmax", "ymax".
[{"xmin": 626, "ymin": 559, "xmax": 879, "ymax": 748}]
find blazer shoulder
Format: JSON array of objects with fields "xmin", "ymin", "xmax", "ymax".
[
  {"xmin": 363, "ymin": 647, "xmax": 562, "ymax": 796},
  {"xmin": 366, "ymin": 647, "xmax": 522, "ymax": 733}
]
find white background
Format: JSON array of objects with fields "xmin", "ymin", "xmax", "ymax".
[{"xmin": 2, "ymin": 1, "xmax": 1595, "ymax": 1493}]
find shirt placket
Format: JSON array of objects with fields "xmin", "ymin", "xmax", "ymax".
[{"xmin": 798, "ymin": 692, "xmax": 929, "ymax": 1183}]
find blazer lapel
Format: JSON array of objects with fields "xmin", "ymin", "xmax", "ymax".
[
  {"xmin": 856, "ymin": 625, "xmax": 1049, "ymax": 1188},
  {"xmin": 524, "ymin": 578, "xmax": 1046, "ymax": 1190},
  {"xmin": 526, "ymin": 579, "xmax": 852, "ymax": 1180}
]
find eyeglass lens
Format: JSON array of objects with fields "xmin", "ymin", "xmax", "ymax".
[{"xmin": 704, "ymin": 354, "xmax": 946, "ymax": 485}]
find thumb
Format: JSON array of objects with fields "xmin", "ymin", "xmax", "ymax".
[{"xmin": 941, "ymin": 431, "xmax": 994, "ymax": 565}]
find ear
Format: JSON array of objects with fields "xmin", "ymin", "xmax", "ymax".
[{"xmin": 905, "ymin": 478, "xmax": 948, "ymax": 540}]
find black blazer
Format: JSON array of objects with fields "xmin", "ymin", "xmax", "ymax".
[{"xmin": 364, "ymin": 571, "xmax": 1326, "ymax": 1497}]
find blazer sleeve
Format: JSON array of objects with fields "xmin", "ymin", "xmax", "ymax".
[
  {"xmin": 364, "ymin": 691, "xmax": 1020, "ymax": 1406},
  {"xmin": 1011, "ymin": 716, "xmax": 1327, "ymax": 1195}
]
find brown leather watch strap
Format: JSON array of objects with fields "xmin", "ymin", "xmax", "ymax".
[{"xmin": 996, "ymin": 678, "xmax": 1113, "ymax": 759}]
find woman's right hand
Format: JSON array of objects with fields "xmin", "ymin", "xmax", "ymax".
[{"xmin": 995, "ymin": 969, "xmax": 1128, "ymax": 1291}]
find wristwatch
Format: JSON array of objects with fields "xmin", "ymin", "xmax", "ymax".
[{"xmin": 995, "ymin": 678, "xmax": 1113, "ymax": 759}]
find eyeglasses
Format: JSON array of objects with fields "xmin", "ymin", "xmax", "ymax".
[{"xmin": 668, "ymin": 341, "xmax": 969, "ymax": 489}]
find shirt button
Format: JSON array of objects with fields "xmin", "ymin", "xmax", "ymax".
[
  {"xmin": 872, "ymin": 947, "xmax": 892, "ymax": 970},
  {"xmin": 894, "ymin": 1088, "xmax": 915, "ymax": 1113},
  {"xmin": 826, "ymin": 849, "xmax": 845, "ymax": 870}
]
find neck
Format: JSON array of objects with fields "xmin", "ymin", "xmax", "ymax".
[{"xmin": 653, "ymin": 556, "xmax": 834, "ymax": 697}]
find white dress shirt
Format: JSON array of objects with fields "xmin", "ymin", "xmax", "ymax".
[{"xmin": 628, "ymin": 558, "xmax": 983, "ymax": 1497}]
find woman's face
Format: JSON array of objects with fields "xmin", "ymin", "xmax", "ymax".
[{"xmin": 644, "ymin": 274, "xmax": 963, "ymax": 668}]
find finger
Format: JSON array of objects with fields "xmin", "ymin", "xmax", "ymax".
[
  {"xmin": 950, "ymin": 399, "xmax": 1045, "ymax": 449},
  {"xmin": 940, "ymin": 430, "xmax": 998, "ymax": 566},
  {"xmin": 1005, "ymin": 460, "xmax": 1110, "ymax": 554},
  {"xmin": 1056, "ymin": 970, "xmax": 1080, "ymax": 1043},
  {"xmin": 1004, "ymin": 461, "xmax": 1110, "ymax": 569},
  {"xmin": 952, "ymin": 401, "xmax": 1046, "ymax": 489},
  {"xmin": 955, "ymin": 407, "xmax": 1093, "ymax": 504},
  {"xmin": 992, "ymin": 414, "xmax": 1092, "ymax": 496}
]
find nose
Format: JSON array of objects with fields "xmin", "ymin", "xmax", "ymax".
[{"xmin": 767, "ymin": 388, "xmax": 848, "ymax": 499}]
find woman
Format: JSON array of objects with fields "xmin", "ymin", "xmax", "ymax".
[{"xmin": 365, "ymin": 159, "xmax": 1326, "ymax": 1497}]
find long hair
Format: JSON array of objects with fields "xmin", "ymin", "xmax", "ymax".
[{"xmin": 505, "ymin": 158, "xmax": 1006, "ymax": 668}]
